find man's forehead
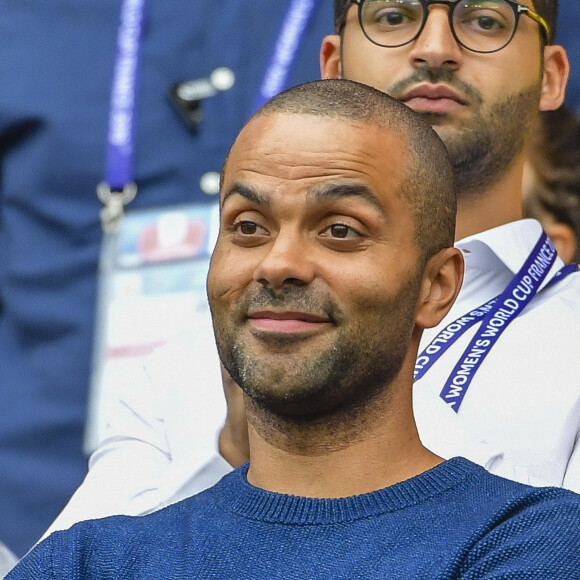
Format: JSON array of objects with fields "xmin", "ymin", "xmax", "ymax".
[
  {"xmin": 222, "ymin": 127, "xmax": 409, "ymax": 220},
  {"xmin": 224, "ymin": 112, "xmax": 407, "ymax": 186}
]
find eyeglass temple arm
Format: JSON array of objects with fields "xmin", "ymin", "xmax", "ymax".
[{"xmin": 518, "ymin": 5, "xmax": 550, "ymax": 43}]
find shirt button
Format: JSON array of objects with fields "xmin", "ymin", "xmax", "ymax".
[
  {"xmin": 200, "ymin": 171, "xmax": 221, "ymax": 196},
  {"xmin": 210, "ymin": 67, "xmax": 235, "ymax": 92}
]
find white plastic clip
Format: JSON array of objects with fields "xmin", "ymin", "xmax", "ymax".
[{"xmin": 96, "ymin": 181, "xmax": 137, "ymax": 234}]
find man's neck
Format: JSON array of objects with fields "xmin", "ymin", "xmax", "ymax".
[
  {"xmin": 244, "ymin": 386, "xmax": 442, "ymax": 499},
  {"xmin": 454, "ymin": 159, "xmax": 525, "ymax": 242}
]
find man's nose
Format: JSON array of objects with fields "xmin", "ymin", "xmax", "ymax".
[
  {"xmin": 253, "ymin": 232, "xmax": 315, "ymax": 290},
  {"xmin": 408, "ymin": 5, "xmax": 463, "ymax": 71}
]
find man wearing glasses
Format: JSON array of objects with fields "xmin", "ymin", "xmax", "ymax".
[{"xmin": 322, "ymin": 0, "xmax": 580, "ymax": 491}]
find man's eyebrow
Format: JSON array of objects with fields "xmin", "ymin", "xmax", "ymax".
[
  {"xmin": 221, "ymin": 181, "xmax": 385, "ymax": 214},
  {"xmin": 308, "ymin": 183, "xmax": 386, "ymax": 215},
  {"xmin": 221, "ymin": 182, "xmax": 271, "ymax": 208}
]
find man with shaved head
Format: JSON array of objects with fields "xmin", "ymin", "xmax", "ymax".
[{"xmin": 9, "ymin": 80, "xmax": 580, "ymax": 580}]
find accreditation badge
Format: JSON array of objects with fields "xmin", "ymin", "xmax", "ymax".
[{"xmin": 85, "ymin": 202, "xmax": 220, "ymax": 453}]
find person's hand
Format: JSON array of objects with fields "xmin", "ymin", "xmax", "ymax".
[{"xmin": 218, "ymin": 365, "xmax": 250, "ymax": 467}]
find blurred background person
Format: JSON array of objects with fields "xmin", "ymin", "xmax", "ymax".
[
  {"xmin": 321, "ymin": 0, "xmax": 580, "ymax": 495},
  {"xmin": 0, "ymin": 0, "xmax": 332, "ymax": 557},
  {"xmin": 523, "ymin": 106, "xmax": 580, "ymax": 264}
]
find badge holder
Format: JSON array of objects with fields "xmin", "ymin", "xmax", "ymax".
[
  {"xmin": 86, "ymin": 191, "xmax": 219, "ymax": 452},
  {"xmin": 85, "ymin": 0, "xmax": 320, "ymax": 452}
]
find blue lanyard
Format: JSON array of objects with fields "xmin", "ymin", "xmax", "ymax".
[
  {"xmin": 252, "ymin": 0, "xmax": 318, "ymax": 113},
  {"xmin": 106, "ymin": 0, "xmax": 146, "ymax": 190},
  {"xmin": 104, "ymin": 0, "xmax": 317, "ymax": 179},
  {"xmin": 98, "ymin": 0, "xmax": 315, "ymax": 231},
  {"xmin": 98, "ymin": 0, "xmax": 146, "ymax": 232},
  {"xmin": 414, "ymin": 233, "xmax": 577, "ymax": 411}
]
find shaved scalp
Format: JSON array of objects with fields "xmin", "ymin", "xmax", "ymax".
[
  {"xmin": 223, "ymin": 78, "xmax": 456, "ymax": 262},
  {"xmin": 334, "ymin": 0, "xmax": 558, "ymax": 42}
]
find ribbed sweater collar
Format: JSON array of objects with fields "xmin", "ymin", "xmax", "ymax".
[{"xmin": 214, "ymin": 457, "xmax": 479, "ymax": 525}]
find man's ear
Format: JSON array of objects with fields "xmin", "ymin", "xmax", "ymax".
[
  {"xmin": 320, "ymin": 34, "xmax": 342, "ymax": 79},
  {"xmin": 539, "ymin": 45, "xmax": 569, "ymax": 111},
  {"xmin": 544, "ymin": 222, "xmax": 578, "ymax": 264},
  {"xmin": 415, "ymin": 248, "xmax": 464, "ymax": 330}
]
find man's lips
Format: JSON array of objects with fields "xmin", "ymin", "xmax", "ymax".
[
  {"xmin": 247, "ymin": 310, "xmax": 332, "ymax": 333},
  {"xmin": 400, "ymin": 84, "xmax": 467, "ymax": 113}
]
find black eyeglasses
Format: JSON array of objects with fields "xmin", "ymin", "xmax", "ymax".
[{"xmin": 339, "ymin": 0, "xmax": 550, "ymax": 54}]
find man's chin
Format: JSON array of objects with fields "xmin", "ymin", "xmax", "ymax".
[
  {"xmin": 417, "ymin": 113, "xmax": 458, "ymax": 131},
  {"xmin": 425, "ymin": 123, "xmax": 466, "ymax": 152},
  {"xmin": 244, "ymin": 381, "xmax": 336, "ymax": 419}
]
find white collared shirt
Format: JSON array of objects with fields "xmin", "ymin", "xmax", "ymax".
[
  {"xmin": 416, "ymin": 219, "xmax": 580, "ymax": 490},
  {"xmin": 41, "ymin": 333, "xmax": 230, "ymax": 541}
]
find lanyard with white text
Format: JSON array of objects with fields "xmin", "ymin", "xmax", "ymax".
[
  {"xmin": 97, "ymin": 0, "xmax": 146, "ymax": 234},
  {"xmin": 414, "ymin": 233, "xmax": 576, "ymax": 411},
  {"xmin": 252, "ymin": 0, "xmax": 318, "ymax": 113}
]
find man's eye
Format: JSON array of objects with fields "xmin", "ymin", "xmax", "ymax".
[
  {"xmin": 376, "ymin": 9, "xmax": 411, "ymax": 27},
  {"xmin": 321, "ymin": 223, "xmax": 360, "ymax": 240},
  {"xmin": 458, "ymin": 7, "xmax": 507, "ymax": 35},
  {"xmin": 330, "ymin": 224, "xmax": 350, "ymax": 238},
  {"xmin": 475, "ymin": 15, "xmax": 501, "ymax": 31},
  {"xmin": 233, "ymin": 220, "xmax": 265, "ymax": 235}
]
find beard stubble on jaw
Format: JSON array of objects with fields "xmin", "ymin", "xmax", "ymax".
[
  {"xmin": 434, "ymin": 85, "xmax": 542, "ymax": 199},
  {"xmin": 210, "ymin": 272, "xmax": 421, "ymax": 436},
  {"xmin": 380, "ymin": 67, "xmax": 542, "ymax": 199}
]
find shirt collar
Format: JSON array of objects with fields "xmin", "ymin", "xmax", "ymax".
[{"xmin": 455, "ymin": 218, "xmax": 565, "ymax": 285}]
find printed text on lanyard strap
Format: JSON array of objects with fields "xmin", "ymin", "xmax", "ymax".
[
  {"xmin": 97, "ymin": 0, "xmax": 146, "ymax": 234},
  {"xmin": 252, "ymin": 0, "xmax": 318, "ymax": 113},
  {"xmin": 414, "ymin": 232, "xmax": 575, "ymax": 412}
]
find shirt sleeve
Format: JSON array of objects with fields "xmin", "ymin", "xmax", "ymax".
[
  {"xmin": 40, "ymin": 359, "xmax": 173, "ymax": 541},
  {"xmin": 40, "ymin": 337, "xmax": 229, "ymax": 542}
]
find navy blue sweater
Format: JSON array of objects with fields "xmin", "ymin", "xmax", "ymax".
[{"xmin": 8, "ymin": 458, "xmax": 580, "ymax": 579}]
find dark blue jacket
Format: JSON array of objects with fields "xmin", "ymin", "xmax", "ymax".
[{"xmin": 0, "ymin": 0, "xmax": 332, "ymax": 555}]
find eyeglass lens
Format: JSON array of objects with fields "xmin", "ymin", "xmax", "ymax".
[{"xmin": 360, "ymin": 0, "xmax": 518, "ymax": 52}]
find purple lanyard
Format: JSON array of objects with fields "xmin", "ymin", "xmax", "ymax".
[
  {"xmin": 252, "ymin": 0, "xmax": 318, "ymax": 113},
  {"xmin": 98, "ymin": 0, "xmax": 146, "ymax": 233},
  {"xmin": 99, "ymin": 0, "xmax": 315, "ymax": 231},
  {"xmin": 414, "ymin": 233, "xmax": 577, "ymax": 411}
]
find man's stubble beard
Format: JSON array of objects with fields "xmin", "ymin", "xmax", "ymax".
[
  {"xmin": 426, "ymin": 85, "xmax": 541, "ymax": 199},
  {"xmin": 342, "ymin": 60, "xmax": 542, "ymax": 201},
  {"xmin": 210, "ymin": 273, "xmax": 422, "ymax": 436}
]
